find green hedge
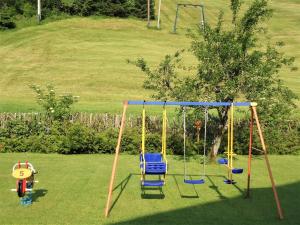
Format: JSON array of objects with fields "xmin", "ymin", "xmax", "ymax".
[
  {"xmin": 0, "ymin": 0, "xmax": 155, "ymax": 29},
  {"xmin": 0, "ymin": 5, "xmax": 16, "ymax": 29},
  {"xmin": 0, "ymin": 117, "xmax": 299, "ymax": 155}
]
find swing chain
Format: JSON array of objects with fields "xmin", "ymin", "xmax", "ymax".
[{"xmin": 183, "ymin": 106, "xmax": 208, "ymax": 181}]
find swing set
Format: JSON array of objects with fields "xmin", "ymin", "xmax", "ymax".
[{"xmin": 104, "ymin": 101, "xmax": 283, "ymax": 220}]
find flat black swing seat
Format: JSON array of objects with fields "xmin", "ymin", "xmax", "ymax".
[{"xmin": 184, "ymin": 179, "xmax": 205, "ymax": 184}]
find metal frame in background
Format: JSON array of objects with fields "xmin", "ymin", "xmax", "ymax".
[
  {"xmin": 37, "ymin": 0, "xmax": 41, "ymax": 23},
  {"xmin": 147, "ymin": 0, "xmax": 163, "ymax": 29},
  {"xmin": 104, "ymin": 101, "xmax": 284, "ymax": 220},
  {"xmin": 173, "ymin": 3, "xmax": 205, "ymax": 33},
  {"xmin": 157, "ymin": 0, "xmax": 162, "ymax": 29},
  {"xmin": 147, "ymin": 0, "xmax": 151, "ymax": 27}
]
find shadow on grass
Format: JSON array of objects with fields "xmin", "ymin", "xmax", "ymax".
[
  {"xmin": 141, "ymin": 175, "xmax": 166, "ymax": 199},
  {"xmin": 109, "ymin": 173, "xmax": 242, "ymax": 212},
  {"xmin": 206, "ymin": 175, "xmax": 227, "ymax": 200},
  {"xmin": 109, "ymin": 173, "xmax": 166, "ymax": 213},
  {"xmin": 141, "ymin": 187, "xmax": 165, "ymax": 200},
  {"xmin": 173, "ymin": 174, "xmax": 199, "ymax": 198},
  {"xmin": 109, "ymin": 180, "xmax": 300, "ymax": 225},
  {"xmin": 109, "ymin": 174, "xmax": 132, "ymax": 214},
  {"xmin": 32, "ymin": 189, "xmax": 48, "ymax": 202},
  {"xmin": 173, "ymin": 174, "xmax": 243, "ymax": 199}
]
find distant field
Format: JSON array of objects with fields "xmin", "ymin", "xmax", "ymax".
[
  {"xmin": 0, "ymin": 0, "xmax": 299, "ymax": 113},
  {"xmin": 0, "ymin": 153, "xmax": 300, "ymax": 224}
]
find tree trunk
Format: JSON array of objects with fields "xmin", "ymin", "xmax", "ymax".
[
  {"xmin": 209, "ymin": 106, "xmax": 229, "ymax": 160},
  {"xmin": 210, "ymin": 125, "xmax": 227, "ymax": 160}
]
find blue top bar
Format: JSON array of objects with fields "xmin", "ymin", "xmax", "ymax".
[{"xmin": 127, "ymin": 101, "xmax": 251, "ymax": 107}]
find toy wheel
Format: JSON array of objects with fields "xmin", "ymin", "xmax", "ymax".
[{"xmin": 17, "ymin": 180, "xmax": 25, "ymax": 197}]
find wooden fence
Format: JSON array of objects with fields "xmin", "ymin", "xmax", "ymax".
[
  {"xmin": 0, "ymin": 112, "xmax": 173, "ymax": 132},
  {"xmin": 0, "ymin": 112, "xmax": 298, "ymax": 132}
]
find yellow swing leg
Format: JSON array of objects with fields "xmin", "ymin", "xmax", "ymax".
[{"xmin": 224, "ymin": 104, "xmax": 236, "ymax": 184}]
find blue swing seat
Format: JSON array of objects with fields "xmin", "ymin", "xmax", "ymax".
[
  {"xmin": 232, "ymin": 168, "xmax": 243, "ymax": 174},
  {"xmin": 218, "ymin": 158, "xmax": 228, "ymax": 165},
  {"xmin": 224, "ymin": 179, "xmax": 236, "ymax": 184},
  {"xmin": 141, "ymin": 180, "xmax": 164, "ymax": 187},
  {"xmin": 184, "ymin": 179, "xmax": 205, "ymax": 185},
  {"xmin": 140, "ymin": 153, "xmax": 167, "ymax": 175}
]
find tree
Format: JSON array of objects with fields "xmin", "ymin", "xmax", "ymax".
[
  {"xmin": 30, "ymin": 84, "xmax": 79, "ymax": 121},
  {"xmin": 132, "ymin": 0, "xmax": 298, "ymax": 158},
  {"xmin": 0, "ymin": 5, "xmax": 16, "ymax": 29}
]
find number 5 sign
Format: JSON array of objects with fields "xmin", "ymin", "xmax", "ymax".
[{"xmin": 12, "ymin": 168, "xmax": 32, "ymax": 179}]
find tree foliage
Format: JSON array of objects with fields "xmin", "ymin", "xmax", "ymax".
[
  {"xmin": 30, "ymin": 84, "xmax": 79, "ymax": 121},
  {"xmin": 129, "ymin": 50, "xmax": 183, "ymax": 101},
  {"xmin": 132, "ymin": 0, "xmax": 298, "ymax": 156},
  {"xmin": 0, "ymin": 5, "xmax": 16, "ymax": 29},
  {"xmin": 0, "ymin": 0, "xmax": 155, "ymax": 29}
]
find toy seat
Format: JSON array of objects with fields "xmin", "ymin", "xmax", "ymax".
[
  {"xmin": 224, "ymin": 179, "xmax": 236, "ymax": 184},
  {"xmin": 218, "ymin": 158, "xmax": 228, "ymax": 164},
  {"xmin": 140, "ymin": 153, "xmax": 167, "ymax": 175},
  {"xmin": 184, "ymin": 179, "xmax": 205, "ymax": 184},
  {"xmin": 232, "ymin": 168, "xmax": 243, "ymax": 174},
  {"xmin": 141, "ymin": 180, "xmax": 165, "ymax": 187}
]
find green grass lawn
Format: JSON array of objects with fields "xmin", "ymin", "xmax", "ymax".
[
  {"xmin": 0, "ymin": 153, "xmax": 299, "ymax": 224},
  {"xmin": 0, "ymin": 0, "xmax": 299, "ymax": 112}
]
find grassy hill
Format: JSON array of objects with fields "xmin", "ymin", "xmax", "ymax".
[{"xmin": 0, "ymin": 0, "xmax": 299, "ymax": 113}]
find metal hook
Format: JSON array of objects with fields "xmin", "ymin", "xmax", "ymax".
[
  {"xmin": 163, "ymin": 100, "xmax": 167, "ymax": 109},
  {"xmin": 143, "ymin": 100, "xmax": 146, "ymax": 108}
]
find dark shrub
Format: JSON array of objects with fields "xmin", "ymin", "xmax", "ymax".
[{"xmin": 0, "ymin": 6, "xmax": 16, "ymax": 29}]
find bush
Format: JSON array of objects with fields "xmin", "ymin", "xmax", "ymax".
[
  {"xmin": 121, "ymin": 128, "xmax": 140, "ymax": 154},
  {"xmin": 231, "ymin": 120, "xmax": 300, "ymax": 155},
  {"xmin": 68, "ymin": 0, "xmax": 152, "ymax": 18},
  {"xmin": 0, "ymin": 6, "xmax": 16, "ymax": 30},
  {"xmin": 97, "ymin": 128, "xmax": 119, "ymax": 154},
  {"xmin": 0, "ymin": 0, "xmax": 155, "ymax": 30},
  {"xmin": 30, "ymin": 84, "xmax": 79, "ymax": 122},
  {"xmin": 0, "ymin": 114, "xmax": 299, "ymax": 155},
  {"xmin": 22, "ymin": 2, "xmax": 36, "ymax": 17},
  {"xmin": 131, "ymin": 0, "xmax": 155, "ymax": 19},
  {"xmin": 58, "ymin": 123, "xmax": 93, "ymax": 154}
]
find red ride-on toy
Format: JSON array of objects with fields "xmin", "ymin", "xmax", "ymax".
[{"xmin": 11, "ymin": 161, "xmax": 38, "ymax": 204}]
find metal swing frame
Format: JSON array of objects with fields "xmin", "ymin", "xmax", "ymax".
[
  {"xmin": 173, "ymin": 3, "xmax": 205, "ymax": 33},
  {"xmin": 104, "ymin": 101, "xmax": 283, "ymax": 220}
]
